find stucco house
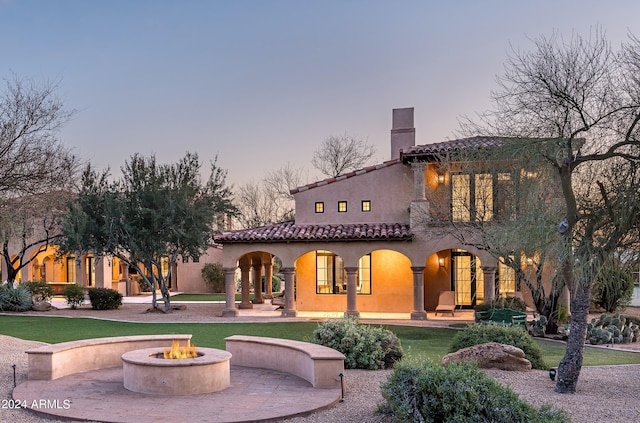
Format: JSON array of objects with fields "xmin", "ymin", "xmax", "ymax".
[
  {"xmin": 216, "ymin": 107, "xmax": 544, "ymax": 319},
  {"xmin": 1, "ymin": 242, "xmax": 223, "ymax": 296}
]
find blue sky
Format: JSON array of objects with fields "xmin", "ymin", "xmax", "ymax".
[{"xmin": 1, "ymin": 0, "xmax": 638, "ymax": 186}]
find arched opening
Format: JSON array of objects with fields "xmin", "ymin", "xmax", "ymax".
[
  {"xmin": 294, "ymin": 248, "xmax": 412, "ymax": 313},
  {"xmin": 424, "ymin": 248, "xmax": 486, "ymax": 310}
]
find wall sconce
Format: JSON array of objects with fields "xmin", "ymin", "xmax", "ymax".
[
  {"xmin": 437, "ymin": 173, "xmax": 445, "ymax": 184},
  {"xmin": 438, "ymin": 257, "xmax": 446, "ymax": 268}
]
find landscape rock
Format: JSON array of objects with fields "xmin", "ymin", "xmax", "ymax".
[
  {"xmin": 441, "ymin": 342, "xmax": 531, "ymax": 371},
  {"xmin": 31, "ymin": 301, "xmax": 52, "ymax": 312}
]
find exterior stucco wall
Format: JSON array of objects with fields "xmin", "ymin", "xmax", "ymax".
[
  {"xmin": 424, "ymin": 251, "xmax": 454, "ymax": 311},
  {"xmin": 294, "ymin": 163, "xmax": 412, "ymax": 225},
  {"xmin": 295, "ymin": 251, "xmax": 346, "ymax": 312},
  {"xmin": 294, "ymin": 249, "xmax": 413, "ymax": 313},
  {"xmin": 175, "ymin": 245, "xmax": 225, "ymax": 293}
]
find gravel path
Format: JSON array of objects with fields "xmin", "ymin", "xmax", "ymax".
[{"xmin": 3, "ymin": 304, "xmax": 640, "ymax": 422}]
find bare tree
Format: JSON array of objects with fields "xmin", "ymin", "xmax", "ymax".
[
  {"xmin": 459, "ymin": 28, "xmax": 640, "ymax": 393},
  {"xmin": 311, "ymin": 133, "xmax": 376, "ymax": 177},
  {"xmin": 263, "ymin": 162, "xmax": 307, "ymax": 203},
  {"xmin": 423, "ymin": 152, "xmax": 569, "ymax": 334},
  {"xmin": 234, "ymin": 163, "xmax": 307, "ymax": 228},
  {"xmin": 0, "ymin": 76, "xmax": 79, "ymax": 283},
  {"xmin": 0, "ymin": 76, "xmax": 76, "ymax": 197}
]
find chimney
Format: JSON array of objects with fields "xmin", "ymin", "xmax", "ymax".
[{"xmin": 391, "ymin": 107, "xmax": 415, "ymax": 160}]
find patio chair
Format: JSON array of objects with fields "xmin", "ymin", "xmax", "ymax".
[{"xmin": 435, "ymin": 290, "xmax": 456, "ymax": 316}]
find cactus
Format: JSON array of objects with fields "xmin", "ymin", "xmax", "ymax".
[
  {"xmin": 586, "ymin": 312, "xmax": 639, "ymax": 345},
  {"xmin": 529, "ymin": 315, "xmax": 547, "ymax": 337}
]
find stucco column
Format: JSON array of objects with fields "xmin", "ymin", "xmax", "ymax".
[
  {"xmin": 121, "ymin": 263, "xmax": 132, "ymax": 296},
  {"xmin": 221, "ymin": 267, "xmax": 238, "ymax": 317},
  {"xmin": 482, "ymin": 266, "xmax": 497, "ymax": 304},
  {"xmin": 410, "ymin": 266, "xmax": 427, "ymax": 320},
  {"xmin": 344, "ymin": 267, "xmax": 359, "ymax": 318},
  {"xmin": 263, "ymin": 256, "xmax": 273, "ymax": 299},
  {"xmin": 251, "ymin": 257, "xmax": 264, "ymax": 304},
  {"xmin": 239, "ymin": 263, "xmax": 253, "ymax": 309},
  {"xmin": 411, "ymin": 162, "xmax": 427, "ymax": 201},
  {"xmin": 281, "ymin": 267, "xmax": 297, "ymax": 317}
]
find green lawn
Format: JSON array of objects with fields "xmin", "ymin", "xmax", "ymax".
[{"xmin": 1, "ymin": 315, "xmax": 639, "ymax": 367}]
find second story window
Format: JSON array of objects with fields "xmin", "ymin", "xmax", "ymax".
[
  {"xmin": 451, "ymin": 172, "xmax": 514, "ymax": 222},
  {"xmin": 315, "ymin": 202, "xmax": 324, "ymax": 213},
  {"xmin": 361, "ymin": 200, "xmax": 371, "ymax": 212},
  {"xmin": 338, "ymin": 201, "xmax": 347, "ymax": 212}
]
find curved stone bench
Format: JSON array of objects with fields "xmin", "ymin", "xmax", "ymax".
[
  {"xmin": 225, "ymin": 335, "xmax": 345, "ymax": 389},
  {"xmin": 26, "ymin": 334, "xmax": 192, "ymax": 380}
]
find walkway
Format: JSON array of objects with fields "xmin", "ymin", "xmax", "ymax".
[
  {"xmin": 14, "ymin": 365, "xmax": 341, "ymax": 423},
  {"xmin": 47, "ymin": 293, "xmax": 478, "ymax": 326}
]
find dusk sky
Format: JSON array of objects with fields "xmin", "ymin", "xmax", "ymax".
[{"xmin": 1, "ymin": 1, "xmax": 639, "ymax": 187}]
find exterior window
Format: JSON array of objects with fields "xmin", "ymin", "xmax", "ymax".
[
  {"xmin": 316, "ymin": 250, "xmax": 372, "ymax": 295},
  {"xmin": 358, "ymin": 254, "xmax": 371, "ymax": 294},
  {"xmin": 316, "ymin": 251, "xmax": 344, "ymax": 294},
  {"xmin": 475, "ymin": 174, "xmax": 493, "ymax": 221},
  {"xmin": 85, "ymin": 256, "xmax": 95, "ymax": 287},
  {"xmin": 451, "ymin": 174, "xmax": 471, "ymax": 221},
  {"xmin": 338, "ymin": 201, "xmax": 347, "ymax": 212},
  {"xmin": 451, "ymin": 172, "xmax": 514, "ymax": 222},
  {"xmin": 361, "ymin": 200, "xmax": 371, "ymax": 212},
  {"xmin": 498, "ymin": 258, "xmax": 516, "ymax": 295},
  {"xmin": 161, "ymin": 257, "xmax": 170, "ymax": 278},
  {"xmin": 315, "ymin": 202, "xmax": 324, "ymax": 213}
]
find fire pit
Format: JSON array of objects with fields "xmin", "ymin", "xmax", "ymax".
[{"xmin": 121, "ymin": 341, "xmax": 232, "ymax": 395}]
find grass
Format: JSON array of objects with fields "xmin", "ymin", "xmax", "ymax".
[{"xmin": 1, "ymin": 315, "xmax": 639, "ymax": 366}]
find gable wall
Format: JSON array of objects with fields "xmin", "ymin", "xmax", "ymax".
[{"xmin": 294, "ymin": 163, "xmax": 412, "ymax": 225}]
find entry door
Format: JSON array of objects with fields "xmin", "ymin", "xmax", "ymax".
[{"xmin": 451, "ymin": 251, "xmax": 484, "ymax": 307}]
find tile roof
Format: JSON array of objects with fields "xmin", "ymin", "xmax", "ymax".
[
  {"xmin": 215, "ymin": 221, "xmax": 413, "ymax": 243},
  {"xmin": 290, "ymin": 158, "xmax": 400, "ymax": 194},
  {"xmin": 401, "ymin": 136, "xmax": 506, "ymax": 161}
]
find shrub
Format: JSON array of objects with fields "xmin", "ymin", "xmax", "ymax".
[
  {"xmin": 201, "ymin": 263, "xmax": 225, "ymax": 293},
  {"xmin": 136, "ymin": 277, "xmax": 151, "ymax": 292},
  {"xmin": 312, "ymin": 318, "xmax": 403, "ymax": 369},
  {"xmin": 592, "ymin": 268, "xmax": 634, "ymax": 313},
  {"xmin": 475, "ymin": 296, "xmax": 527, "ymax": 312},
  {"xmin": 88, "ymin": 287, "xmax": 123, "ymax": 310},
  {"xmin": 262, "ymin": 274, "xmax": 282, "ymax": 293},
  {"xmin": 0, "ymin": 285, "xmax": 33, "ymax": 311},
  {"xmin": 450, "ymin": 324, "xmax": 546, "ymax": 369},
  {"xmin": 378, "ymin": 358, "xmax": 569, "ymax": 423},
  {"xmin": 64, "ymin": 284, "xmax": 85, "ymax": 309},
  {"xmin": 21, "ymin": 281, "xmax": 54, "ymax": 302}
]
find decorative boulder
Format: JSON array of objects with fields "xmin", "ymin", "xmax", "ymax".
[
  {"xmin": 441, "ymin": 342, "xmax": 532, "ymax": 371},
  {"xmin": 32, "ymin": 301, "xmax": 52, "ymax": 312}
]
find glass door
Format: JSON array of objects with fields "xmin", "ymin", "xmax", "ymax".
[{"xmin": 451, "ymin": 250, "xmax": 484, "ymax": 307}]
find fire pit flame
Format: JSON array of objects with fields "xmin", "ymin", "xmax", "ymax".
[{"xmin": 163, "ymin": 339, "xmax": 198, "ymax": 359}]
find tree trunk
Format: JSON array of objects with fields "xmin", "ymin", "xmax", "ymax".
[
  {"xmin": 555, "ymin": 277, "xmax": 590, "ymax": 393},
  {"xmin": 150, "ymin": 276, "xmax": 158, "ymax": 309},
  {"xmin": 159, "ymin": 281, "xmax": 171, "ymax": 313}
]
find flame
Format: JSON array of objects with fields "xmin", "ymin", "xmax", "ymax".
[{"xmin": 163, "ymin": 339, "xmax": 198, "ymax": 359}]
